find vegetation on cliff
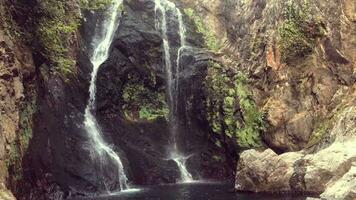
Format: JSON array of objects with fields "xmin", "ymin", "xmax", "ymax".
[
  {"xmin": 3, "ymin": 0, "xmax": 115, "ymax": 78},
  {"xmin": 79, "ymin": 0, "xmax": 113, "ymax": 10},
  {"xmin": 122, "ymin": 73, "xmax": 169, "ymax": 121},
  {"xmin": 184, "ymin": 8, "xmax": 221, "ymax": 52},
  {"xmin": 205, "ymin": 61, "xmax": 265, "ymax": 148},
  {"xmin": 277, "ymin": 0, "xmax": 324, "ymax": 63}
]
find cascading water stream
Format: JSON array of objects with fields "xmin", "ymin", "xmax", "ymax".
[
  {"xmin": 154, "ymin": 0, "xmax": 194, "ymax": 183},
  {"xmin": 84, "ymin": 0, "xmax": 129, "ymax": 191}
]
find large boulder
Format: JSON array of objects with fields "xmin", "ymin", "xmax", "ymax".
[
  {"xmin": 235, "ymin": 106, "xmax": 356, "ymax": 197},
  {"xmin": 235, "ymin": 149, "xmax": 303, "ymax": 193}
]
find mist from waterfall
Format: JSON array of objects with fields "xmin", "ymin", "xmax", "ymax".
[
  {"xmin": 84, "ymin": 0, "xmax": 129, "ymax": 191},
  {"xmin": 154, "ymin": 0, "xmax": 194, "ymax": 183}
]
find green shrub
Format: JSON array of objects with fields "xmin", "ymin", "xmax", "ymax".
[
  {"xmin": 307, "ymin": 104, "xmax": 348, "ymax": 148},
  {"xmin": 278, "ymin": 20, "xmax": 313, "ymax": 63}
]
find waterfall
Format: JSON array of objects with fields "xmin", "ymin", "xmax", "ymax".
[
  {"xmin": 84, "ymin": 0, "xmax": 129, "ymax": 191},
  {"xmin": 154, "ymin": 0, "xmax": 194, "ymax": 183}
]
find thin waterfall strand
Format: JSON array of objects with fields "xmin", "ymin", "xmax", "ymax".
[
  {"xmin": 84, "ymin": 0, "xmax": 129, "ymax": 191},
  {"xmin": 154, "ymin": 0, "xmax": 193, "ymax": 183}
]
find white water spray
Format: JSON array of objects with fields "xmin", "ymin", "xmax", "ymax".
[
  {"xmin": 84, "ymin": 0, "xmax": 129, "ymax": 191},
  {"xmin": 154, "ymin": 0, "xmax": 193, "ymax": 183}
]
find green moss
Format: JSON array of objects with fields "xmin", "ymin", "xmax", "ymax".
[
  {"xmin": 235, "ymin": 73, "xmax": 265, "ymax": 148},
  {"xmin": 122, "ymin": 73, "xmax": 169, "ymax": 121},
  {"xmin": 4, "ymin": 0, "xmax": 122, "ymax": 79},
  {"xmin": 277, "ymin": 0, "xmax": 324, "ymax": 63},
  {"xmin": 184, "ymin": 8, "xmax": 221, "ymax": 52},
  {"xmin": 212, "ymin": 155, "xmax": 223, "ymax": 162},
  {"xmin": 205, "ymin": 61, "xmax": 264, "ymax": 148},
  {"xmin": 19, "ymin": 93, "xmax": 36, "ymax": 151},
  {"xmin": 117, "ymin": 3, "xmax": 125, "ymax": 13},
  {"xmin": 139, "ymin": 106, "xmax": 169, "ymax": 121}
]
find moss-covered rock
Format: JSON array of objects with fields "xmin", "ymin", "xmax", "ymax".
[
  {"xmin": 205, "ymin": 61, "xmax": 265, "ymax": 149},
  {"xmin": 277, "ymin": 0, "xmax": 325, "ymax": 64},
  {"xmin": 184, "ymin": 8, "xmax": 221, "ymax": 52},
  {"xmin": 122, "ymin": 73, "xmax": 169, "ymax": 121},
  {"xmin": 4, "ymin": 0, "xmax": 117, "ymax": 79}
]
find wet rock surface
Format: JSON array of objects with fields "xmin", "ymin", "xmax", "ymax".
[{"xmin": 95, "ymin": 0, "xmax": 232, "ymax": 185}]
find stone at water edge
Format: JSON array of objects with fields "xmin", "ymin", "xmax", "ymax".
[
  {"xmin": 320, "ymin": 166, "xmax": 356, "ymax": 200},
  {"xmin": 235, "ymin": 106, "xmax": 356, "ymax": 196},
  {"xmin": 235, "ymin": 148, "xmax": 304, "ymax": 193}
]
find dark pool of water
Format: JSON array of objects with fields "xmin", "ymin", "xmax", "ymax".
[{"xmin": 73, "ymin": 182, "xmax": 311, "ymax": 200}]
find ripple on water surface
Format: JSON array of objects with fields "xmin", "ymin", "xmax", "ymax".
[{"xmin": 71, "ymin": 182, "xmax": 313, "ymax": 200}]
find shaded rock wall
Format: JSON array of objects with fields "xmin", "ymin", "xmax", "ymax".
[
  {"xmin": 0, "ymin": 0, "xmax": 235, "ymax": 198},
  {"xmin": 0, "ymin": 0, "xmax": 101, "ymax": 199},
  {"xmin": 95, "ymin": 0, "xmax": 233, "ymax": 184}
]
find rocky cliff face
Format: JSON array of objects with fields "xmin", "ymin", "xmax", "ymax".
[
  {"xmin": 177, "ymin": 0, "xmax": 355, "ymax": 198},
  {"xmin": 1, "ymin": 0, "xmax": 93, "ymax": 198},
  {"xmin": 180, "ymin": 0, "xmax": 355, "ymax": 153},
  {"xmin": 0, "ymin": 0, "xmax": 37, "ymax": 197},
  {"xmin": 2, "ymin": 0, "xmax": 235, "ymax": 198},
  {"xmin": 188, "ymin": 0, "xmax": 356, "ymax": 198}
]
